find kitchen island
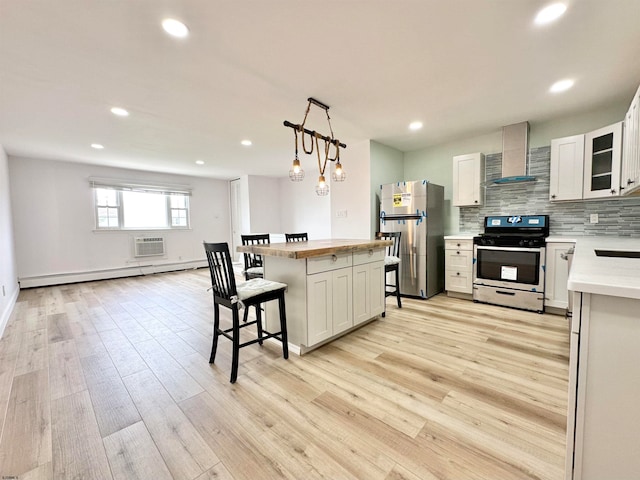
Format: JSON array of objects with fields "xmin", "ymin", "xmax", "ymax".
[
  {"xmin": 565, "ymin": 236, "xmax": 640, "ymax": 480},
  {"xmin": 238, "ymin": 239, "xmax": 392, "ymax": 355}
]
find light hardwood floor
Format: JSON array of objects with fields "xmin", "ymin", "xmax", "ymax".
[{"xmin": 0, "ymin": 269, "xmax": 570, "ymax": 479}]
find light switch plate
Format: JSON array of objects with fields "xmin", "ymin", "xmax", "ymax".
[
  {"xmin": 590, "ymin": 213, "xmax": 599, "ymax": 224},
  {"xmin": 336, "ymin": 209, "xmax": 348, "ymax": 218}
]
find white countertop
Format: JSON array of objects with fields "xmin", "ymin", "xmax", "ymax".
[
  {"xmin": 546, "ymin": 235, "xmax": 579, "ymax": 243},
  {"xmin": 444, "ymin": 233, "xmax": 477, "ymax": 240},
  {"xmin": 569, "ymin": 236, "xmax": 640, "ymax": 299}
]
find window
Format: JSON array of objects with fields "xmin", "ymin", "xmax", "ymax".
[{"xmin": 91, "ymin": 179, "xmax": 191, "ymax": 230}]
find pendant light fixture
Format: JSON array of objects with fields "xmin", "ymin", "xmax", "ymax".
[
  {"xmin": 284, "ymin": 97, "xmax": 347, "ymax": 196},
  {"xmin": 289, "ymin": 128, "xmax": 305, "ymax": 181}
]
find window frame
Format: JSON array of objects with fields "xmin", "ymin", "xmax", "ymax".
[{"xmin": 92, "ymin": 180, "xmax": 192, "ymax": 231}]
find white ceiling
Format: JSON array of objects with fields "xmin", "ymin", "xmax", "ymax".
[{"xmin": 1, "ymin": 1, "xmax": 639, "ymax": 180}]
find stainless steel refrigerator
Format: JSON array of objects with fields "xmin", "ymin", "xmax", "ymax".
[{"xmin": 379, "ymin": 180, "xmax": 444, "ymax": 299}]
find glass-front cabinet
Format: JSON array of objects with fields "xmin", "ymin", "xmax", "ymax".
[{"xmin": 583, "ymin": 121, "xmax": 623, "ymax": 199}]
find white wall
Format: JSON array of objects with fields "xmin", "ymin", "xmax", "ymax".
[
  {"xmin": 330, "ymin": 139, "xmax": 371, "ymax": 239},
  {"xmin": 247, "ymin": 175, "xmax": 282, "ymax": 235},
  {"xmin": 0, "ymin": 146, "xmax": 19, "ymax": 337},
  {"xmin": 278, "ymin": 175, "xmax": 331, "ymax": 240},
  {"xmin": 370, "ymin": 141, "xmax": 405, "ymax": 238},
  {"xmin": 9, "ymin": 156, "xmax": 230, "ymax": 286}
]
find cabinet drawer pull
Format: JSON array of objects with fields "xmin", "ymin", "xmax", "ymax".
[
  {"xmin": 331, "ymin": 255, "xmax": 337, "ymax": 262},
  {"xmin": 368, "ymin": 249, "xmax": 373, "ymax": 256},
  {"xmin": 456, "ymin": 251, "xmax": 460, "ymax": 255}
]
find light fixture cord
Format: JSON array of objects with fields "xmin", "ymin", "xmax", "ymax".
[
  {"xmin": 300, "ymin": 100, "xmax": 314, "ymax": 155},
  {"xmin": 316, "ymin": 134, "xmax": 325, "ymax": 175},
  {"xmin": 293, "ymin": 128, "xmax": 299, "ymax": 160}
]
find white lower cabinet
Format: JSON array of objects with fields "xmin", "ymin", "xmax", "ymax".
[
  {"xmin": 307, "ymin": 267, "xmax": 353, "ymax": 346},
  {"xmin": 444, "ymin": 238, "xmax": 473, "ymax": 295},
  {"xmin": 545, "ymin": 242, "xmax": 574, "ymax": 310},
  {"xmin": 353, "ymin": 254, "xmax": 385, "ymax": 325}
]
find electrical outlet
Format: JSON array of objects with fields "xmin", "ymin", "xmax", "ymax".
[
  {"xmin": 590, "ymin": 213, "xmax": 599, "ymax": 224},
  {"xmin": 336, "ymin": 209, "xmax": 348, "ymax": 218}
]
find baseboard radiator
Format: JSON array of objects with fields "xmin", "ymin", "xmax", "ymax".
[{"xmin": 134, "ymin": 236, "xmax": 165, "ymax": 257}]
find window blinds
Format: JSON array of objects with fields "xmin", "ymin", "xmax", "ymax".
[{"xmin": 89, "ymin": 177, "xmax": 192, "ymax": 196}]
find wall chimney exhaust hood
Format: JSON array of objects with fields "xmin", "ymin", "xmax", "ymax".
[{"xmin": 493, "ymin": 121, "xmax": 536, "ymax": 184}]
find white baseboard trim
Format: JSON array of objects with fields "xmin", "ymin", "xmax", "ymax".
[
  {"xmin": 0, "ymin": 286, "xmax": 20, "ymax": 339},
  {"xmin": 19, "ymin": 259, "xmax": 208, "ymax": 289}
]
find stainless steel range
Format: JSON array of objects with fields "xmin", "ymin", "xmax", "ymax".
[{"xmin": 473, "ymin": 215, "xmax": 549, "ymax": 313}]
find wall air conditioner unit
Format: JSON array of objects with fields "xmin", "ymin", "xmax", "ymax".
[{"xmin": 134, "ymin": 236, "xmax": 165, "ymax": 257}]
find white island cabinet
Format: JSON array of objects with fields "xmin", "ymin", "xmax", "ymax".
[
  {"xmin": 565, "ymin": 237, "xmax": 640, "ymax": 480},
  {"xmin": 238, "ymin": 239, "xmax": 389, "ymax": 355}
]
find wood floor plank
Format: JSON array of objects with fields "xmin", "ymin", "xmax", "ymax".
[
  {"xmin": 82, "ymin": 353, "xmax": 141, "ymax": 437},
  {"xmin": 14, "ymin": 328, "xmax": 48, "ymax": 376},
  {"xmin": 122, "ymin": 369, "xmax": 218, "ymax": 480},
  {"xmin": 180, "ymin": 391, "xmax": 299, "ymax": 480},
  {"xmin": 132, "ymin": 338, "xmax": 204, "ymax": 403},
  {"xmin": 194, "ymin": 463, "xmax": 236, "ymax": 480},
  {"xmin": 19, "ymin": 462, "xmax": 53, "ymax": 480},
  {"xmin": 24, "ymin": 306, "xmax": 47, "ymax": 332},
  {"xmin": 48, "ymin": 339, "xmax": 87, "ymax": 400},
  {"xmin": 98, "ymin": 328, "xmax": 148, "ymax": 378},
  {"xmin": 0, "ymin": 369, "xmax": 51, "ymax": 477},
  {"xmin": 46, "ymin": 313, "xmax": 73, "ymax": 344},
  {"xmin": 51, "ymin": 390, "xmax": 112, "ymax": 480},
  {"xmin": 103, "ymin": 421, "xmax": 173, "ymax": 480}
]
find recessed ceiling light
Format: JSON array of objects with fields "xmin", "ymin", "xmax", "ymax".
[
  {"xmin": 409, "ymin": 121, "xmax": 423, "ymax": 131},
  {"xmin": 110, "ymin": 107, "xmax": 129, "ymax": 117},
  {"xmin": 550, "ymin": 79, "xmax": 574, "ymax": 93},
  {"xmin": 241, "ymin": 139, "xmax": 252, "ymax": 146},
  {"xmin": 162, "ymin": 18, "xmax": 189, "ymax": 38},
  {"xmin": 535, "ymin": 3, "xmax": 567, "ymax": 25},
  {"xmin": 91, "ymin": 143, "xmax": 104, "ymax": 149},
  {"xmin": 195, "ymin": 160, "xmax": 205, "ymax": 165}
]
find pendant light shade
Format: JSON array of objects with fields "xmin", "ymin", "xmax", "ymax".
[
  {"xmin": 332, "ymin": 160, "xmax": 346, "ymax": 182},
  {"xmin": 289, "ymin": 157, "xmax": 304, "ymax": 181},
  {"xmin": 315, "ymin": 175, "xmax": 329, "ymax": 196}
]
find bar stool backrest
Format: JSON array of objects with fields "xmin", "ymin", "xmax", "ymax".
[
  {"xmin": 285, "ymin": 232, "xmax": 308, "ymax": 242},
  {"xmin": 203, "ymin": 242, "xmax": 237, "ymax": 307}
]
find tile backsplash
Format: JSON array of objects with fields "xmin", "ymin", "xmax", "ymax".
[{"xmin": 459, "ymin": 146, "xmax": 640, "ymax": 236}]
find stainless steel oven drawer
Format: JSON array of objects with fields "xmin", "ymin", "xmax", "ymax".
[{"xmin": 473, "ymin": 284, "xmax": 544, "ymax": 313}]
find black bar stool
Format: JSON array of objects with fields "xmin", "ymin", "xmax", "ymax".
[
  {"xmin": 376, "ymin": 231, "xmax": 402, "ymax": 316},
  {"xmin": 285, "ymin": 232, "xmax": 308, "ymax": 242},
  {"xmin": 203, "ymin": 242, "xmax": 288, "ymax": 383}
]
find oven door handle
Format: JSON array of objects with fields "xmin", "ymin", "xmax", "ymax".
[
  {"xmin": 474, "ymin": 245, "xmax": 544, "ymax": 253},
  {"xmin": 495, "ymin": 290, "xmax": 516, "ymax": 296}
]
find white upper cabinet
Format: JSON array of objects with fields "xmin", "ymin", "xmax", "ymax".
[
  {"xmin": 622, "ymin": 85, "xmax": 640, "ymax": 196},
  {"xmin": 453, "ymin": 152, "xmax": 485, "ymax": 207},
  {"xmin": 550, "ymin": 134, "xmax": 585, "ymax": 201},
  {"xmin": 583, "ymin": 121, "xmax": 623, "ymax": 199}
]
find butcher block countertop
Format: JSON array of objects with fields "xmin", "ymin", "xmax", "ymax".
[{"xmin": 237, "ymin": 238, "xmax": 392, "ymax": 260}]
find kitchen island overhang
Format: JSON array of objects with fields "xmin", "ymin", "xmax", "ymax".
[{"xmin": 238, "ymin": 239, "xmax": 392, "ymax": 355}]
